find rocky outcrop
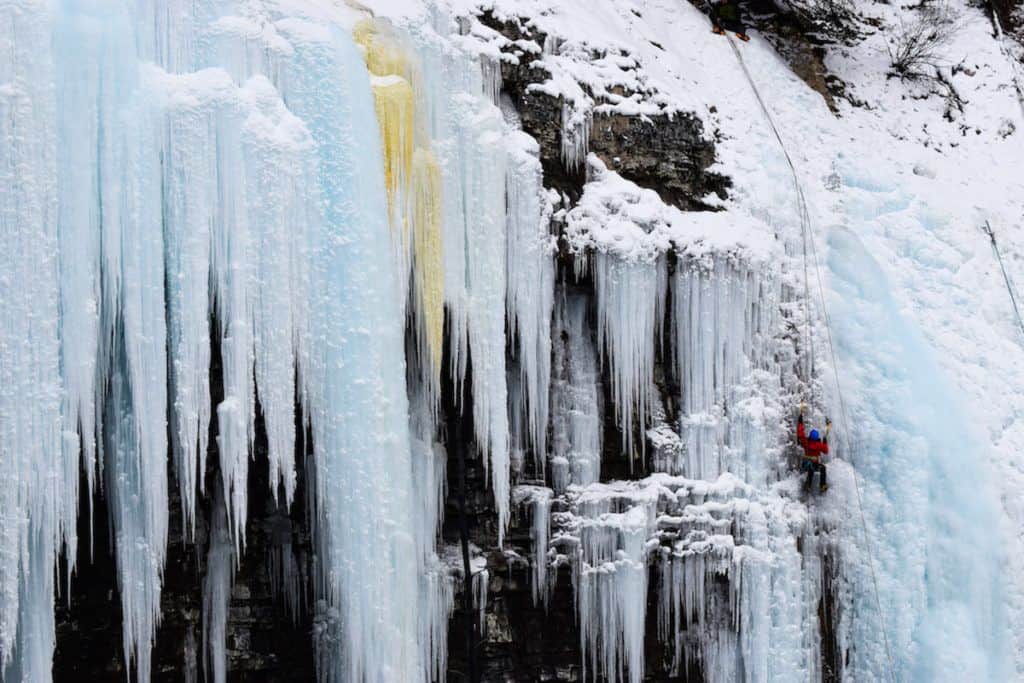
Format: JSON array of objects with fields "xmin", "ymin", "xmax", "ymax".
[{"xmin": 480, "ymin": 13, "xmax": 730, "ymax": 209}]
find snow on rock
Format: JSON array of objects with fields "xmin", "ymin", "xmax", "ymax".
[{"xmin": 566, "ymin": 155, "xmax": 776, "ymax": 264}]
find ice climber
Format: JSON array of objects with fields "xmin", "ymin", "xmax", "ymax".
[
  {"xmin": 797, "ymin": 404, "xmax": 830, "ymax": 493},
  {"xmin": 709, "ymin": 0, "xmax": 751, "ymax": 41}
]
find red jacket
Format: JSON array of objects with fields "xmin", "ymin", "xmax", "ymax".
[{"xmin": 797, "ymin": 421, "xmax": 829, "ymax": 462}]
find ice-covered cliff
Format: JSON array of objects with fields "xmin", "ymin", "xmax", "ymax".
[{"xmin": 1, "ymin": 0, "xmax": 1023, "ymax": 681}]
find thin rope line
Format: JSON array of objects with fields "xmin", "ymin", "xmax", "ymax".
[
  {"xmin": 726, "ymin": 35, "xmax": 897, "ymax": 679},
  {"xmin": 983, "ymin": 220, "xmax": 1024, "ymax": 339}
]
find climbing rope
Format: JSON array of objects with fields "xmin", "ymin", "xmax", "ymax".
[
  {"xmin": 725, "ymin": 36, "xmax": 899, "ymax": 679},
  {"xmin": 982, "ymin": 219, "xmax": 1024, "ymax": 339},
  {"xmin": 725, "ymin": 39, "xmax": 817, "ymax": 399}
]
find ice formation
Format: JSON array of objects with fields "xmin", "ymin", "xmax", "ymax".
[
  {"xmin": 3, "ymin": 0, "xmax": 1017, "ymax": 681},
  {"xmin": 592, "ymin": 252, "xmax": 667, "ymax": 464},
  {"xmin": 673, "ymin": 258, "xmax": 781, "ymax": 484},
  {"xmin": 505, "ymin": 126, "xmax": 556, "ymax": 471},
  {"xmin": 513, "ymin": 486, "xmax": 554, "ymax": 607},
  {"xmin": 550, "ymin": 287, "xmax": 604, "ymax": 493},
  {"xmin": 0, "ymin": 2, "xmax": 521, "ymax": 680}
]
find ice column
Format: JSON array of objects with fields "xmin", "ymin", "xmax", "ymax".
[
  {"xmin": 0, "ymin": 5, "xmax": 62, "ymax": 674},
  {"xmin": 277, "ymin": 25, "xmax": 422, "ymax": 682},
  {"xmin": 550, "ymin": 289, "xmax": 603, "ymax": 493},
  {"xmin": 506, "ymin": 127, "xmax": 555, "ymax": 470},
  {"xmin": 203, "ymin": 482, "xmax": 234, "ymax": 683}
]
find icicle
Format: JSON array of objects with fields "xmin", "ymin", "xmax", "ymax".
[
  {"xmin": 159, "ymin": 69, "xmax": 215, "ymax": 536},
  {"xmin": 104, "ymin": 336, "xmax": 169, "ymax": 683},
  {"xmin": 481, "ymin": 54, "xmax": 503, "ymax": 105},
  {"xmin": 575, "ymin": 500, "xmax": 652, "ymax": 683},
  {"xmin": 514, "ymin": 486, "xmax": 554, "ymax": 607},
  {"xmin": 473, "ymin": 569, "xmax": 490, "ymax": 637},
  {"xmin": 445, "ymin": 84, "xmax": 511, "ymax": 541},
  {"xmin": 268, "ymin": 517, "xmax": 305, "ymax": 624},
  {"xmin": 561, "ymin": 101, "xmax": 592, "ymax": 171},
  {"xmin": 594, "ymin": 253, "xmax": 666, "ymax": 463},
  {"xmin": 411, "ymin": 148, "xmax": 445, "ymax": 390},
  {"xmin": 203, "ymin": 482, "xmax": 235, "ymax": 683},
  {"xmin": 505, "ymin": 127, "xmax": 555, "ymax": 471},
  {"xmin": 419, "ymin": 556, "xmax": 454, "ymax": 682},
  {"xmin": 100, "ymin": 50, "xmax": 169, "ymax": 683},
  {"xmin": 409, "ymin": 359, "xmax": 454, "ymax": 682},
  {"xmin": 242, "ymin": 75, "xmax": 307, "ymax": 507}
]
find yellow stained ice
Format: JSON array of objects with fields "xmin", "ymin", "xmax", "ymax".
[
  {"xmin": 355, "ymin": 18, "xmax": 444, "ymax": 382},
  {"xmin": 370, "ymin": 74, "xmax": 415, "ymax": 223},
  {"xmin": 353, "ymin": 18, "xmax": 412, "ymax": 81},
  {"xmin": 411, "ymin": 148, "xmax": 444, "ymax": 371}
]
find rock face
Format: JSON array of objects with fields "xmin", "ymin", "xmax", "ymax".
[{"xmin": 484, "ymin": 13, "xmax": 730, "ymax": 210}]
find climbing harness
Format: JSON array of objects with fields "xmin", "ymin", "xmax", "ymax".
[
  {"xmin": 982, "ymin": 219, "xmax": 1024, "ymax": 340},
  {"xmin": 724, "ymin": 35, "xmax": 899, "ymax": 680}
]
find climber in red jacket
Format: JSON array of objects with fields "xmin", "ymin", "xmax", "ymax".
[{"xmin": 797, "ymin": 404, "xmax": 831, "ymax": 493}]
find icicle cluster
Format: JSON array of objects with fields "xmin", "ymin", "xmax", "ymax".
[
  {"xmin": 505, "ymin": 127, "xmax": 556, "ymax": 473},
  {"xmin": 513, "ymin": 486, "xmax": 555, "ymax": 607},
  {"xmin": 673, "ymin": 258, "xmax": 782, "ymax": 484},
  {"xmin": 540, "ymin": 475, "xmax": 812, "ymax": 683},
  {"xmin": 2, "ymin": 2, "xmax": 834, "ymax": 681},
  {"xmin": 593, "ymin": 253, "xmax": 667, "ymax": 464}
]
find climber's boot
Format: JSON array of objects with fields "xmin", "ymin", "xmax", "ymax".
[
  {"xmin": 736, "ymin": 31, "xmax": 751, "ymax": 41},
  {"xmin": 712, "ymin": 25, "xmax": 726, "ymax": 35}
]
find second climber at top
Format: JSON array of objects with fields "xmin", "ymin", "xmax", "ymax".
[
  {"xmin": 797, "ymin": 404, "xmax": 831, "ymax": 493},
  {"xmin": 709, "ymin": 0, "xmax": 751, "ymax": 42}
]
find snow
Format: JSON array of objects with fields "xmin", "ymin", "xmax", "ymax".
[{"xmin": 566, "ymin": 155, "xmax": 777, "ymax": 264}]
